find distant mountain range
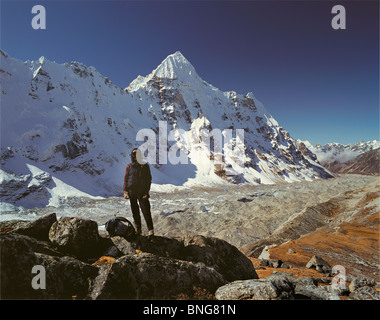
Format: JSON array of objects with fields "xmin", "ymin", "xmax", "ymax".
[{"xmin": 302, "ymin": 140, "xmax": 380, "ymax": 175}]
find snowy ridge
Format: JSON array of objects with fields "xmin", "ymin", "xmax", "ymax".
[{"xmin": 1, "ymin": 50, "xmax": 332, "ymax": 211}]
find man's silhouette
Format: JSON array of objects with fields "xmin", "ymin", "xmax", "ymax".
[{"xmin": 123, "ymin": 148, "xmax": 154, "ymax": 236}]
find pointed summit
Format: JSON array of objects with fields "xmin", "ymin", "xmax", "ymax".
[
  {"xmin": 153, "ymin": 51, "xmax": 198, "ymax": 80},
  {"xmin": 127, "ymin": 51, "xmax": 202, "ymax": 91}
]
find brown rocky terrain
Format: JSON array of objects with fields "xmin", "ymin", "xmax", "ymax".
[
  {"xmin": 240, "ymin": 177, "xmax": 379, "ymax": 283},
  {"xmin": 1, "ymin": 174, "xmax": 379, "ymax": 300},
  {"xmin": 321, "ymin": 148, "xmax": 380, "ymax": 175},
  {"xmin": 337, "ymin": 148, "xmax": 379, "ymax": 175}
]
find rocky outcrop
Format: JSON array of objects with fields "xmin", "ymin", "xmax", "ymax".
[
  {"xmin": 0, "ymin": 214, "xmax": 256, "ymax": 299},
  {"xmin": 215, "ymin": 271, "xmax": 379, "ymax": 300},
  {"xmin": 178, "ymin": 235, "xmax": 257, "ymax": 282},
  {"xmin": 215, "ymin": 272, "xmax": 341, "ymax": 300},
  {"xmin": 0, "ymin": 169, "xmax": 53, "ymax": 205},
  {"xmin": 0, "ymin": 212, "xmax": 57, "ymax": 241},
  {"xmin": 349, "ymin": 285, "xmax": 380, "ymax": 300},
  {"xmin": 91, "ymin": 253, "xmax": 225, "ymax": 299},
  {"xmin": 215, "ymin": 273, "xmax": 295, "ymax": 300},
  {"xmin": 100, "ymin": 233, "xmax": 258, "ymax": 283},
  {"xmin": 306, "ymin": 255, "xmax": 332, "ymax": 274}
]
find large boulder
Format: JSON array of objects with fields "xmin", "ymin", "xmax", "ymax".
[
  {"xmin": 306, "ymin": 255, "xmax": 332, "ymax": 275},
  {"xmin": 37, "ymin": 253, "xmax": 99, "ymax": 299},
  {"xmin": 215, "ymin": 273, "xmax": 295, "ymax": 300},
  {"xmin": 91, "ymin": 252, "xmax": 226, "ymax": 299},
  {"xmin": 49, "ymin": 217, "xmax": 100, "ymax": 260},
  {"xmin": 0, "ymin": 213, "xmax": 57, "ymax": 241},
  {"xmin": 0, "ymin": 233, "xmax": 41, "ymax": 299},
  {"xmin": 0, "ymin": 232, "xmax": 98, "ymax": 299},
  {"xmin": 178, "ymin": 235, "xmax": 258, "ymax": 281}
]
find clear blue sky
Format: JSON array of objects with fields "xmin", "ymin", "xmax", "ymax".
[{"xmin": 1, "ymin": 0, "xmax": 379, "ymax": 145}]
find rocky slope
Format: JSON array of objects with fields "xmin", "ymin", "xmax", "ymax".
[
  {"xmin": 0, "ymin": 213, "xmax": 257, "ymax": 299},
  {"xmin": 304, "ymin": 140, "xmax": 380, "ymax": 174},
  {"xmin": 240, "ymin": 175, "xmax": 380, "ymax": 284},
  {"xmin": 1, "ymin": 210, "xmax": 378, "ymax": 300},
  {"xmin": 334, "ymin": 148, "xmax": 379, "ymax": 175}
]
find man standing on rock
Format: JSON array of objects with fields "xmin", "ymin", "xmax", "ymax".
[{"xmin": 123, "ymin": 148, "xmax": 154, "ymax": 237}]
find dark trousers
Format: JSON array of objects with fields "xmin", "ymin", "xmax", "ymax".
[{"xmin": 129, "ymin": 196, "xmax": 154, "ymax": 231}]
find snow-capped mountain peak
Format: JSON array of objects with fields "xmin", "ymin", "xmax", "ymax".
[
  {"xmin": 127, "ymin": 51, "xmax": 200, "ymax": 92},
  {"xmin": 1, "ymin": 50, "xmax": 333, "ymax": 211},
  {"xmin": 305, "ymin": 140, "xmax": 380, "ymax": 163},
  {"xmin": 153, "ymin": 51, "xmax": 197, "ymax": 79}
]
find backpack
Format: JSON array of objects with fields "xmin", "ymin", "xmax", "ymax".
[{"xmin": 105, "ymin": 217, "xmax": 136, "ymax": 240}]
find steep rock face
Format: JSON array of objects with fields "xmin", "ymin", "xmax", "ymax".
[{"xmin": 1, "ymin": 50, "xmax": 332, "ymax": 209}]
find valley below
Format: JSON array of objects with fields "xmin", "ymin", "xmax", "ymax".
[{"xmin": 10, "ymin": 173, "xmax": 379, "ymax": 283}]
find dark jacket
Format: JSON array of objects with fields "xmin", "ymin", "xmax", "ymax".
[{"xmin": 123, "ymin": 161, "xmax": 152, "ymax": 198}]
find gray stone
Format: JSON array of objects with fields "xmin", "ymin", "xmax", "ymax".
[
  {"xmin": 110, "ymin": 236, "xmax": 136, "ymax": 255},
  {"xmin": 216, "ymin": 272, "xmax": 343, "ymax": 301},
  {"xmin": 306, "ymin": 255, "xmax": 332, "ymax": 274},
  {"xmin": 215, "ymin": 273, "xmax": 295, "ymax": 300},
  {"xmin": 269, "ymin": 259, "xmax": 283, "ymax": 268},
  {"xmin": 179, "ymin": 235, "xmax": 258, "ymax": 281},
  {"xmin": 259, "ymin": 259, "xmax": 269, "ymax": 266},
  {"xmin": 295, "ymin": 284, "xmax": 340, "ymax": 300},
  {"xmin": 102, "ymin": 245, "xmax": 119, "ymax": 258},
  {"xmin": 349, "ymin": 276, "xmax": 375, "ymax": 292},
  {"xmin": 326, "ymin": 282, "xmax": 350, "ymax": 296},
  {"xmin": 0, "ymin": 233, "xmax": 41, "ymax": 299},
  {"xmin": 49, "ymin": 217, "xmax": 100, "ymax": 260},
  {"xmin": 36, "ymin": 253, "xmax": 99, "ymax": 299},
  {"xmin": 349, "ymin": 286, "xmax": 380, "ymax": 300}
]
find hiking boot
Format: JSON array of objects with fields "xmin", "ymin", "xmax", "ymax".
[
  {"xmin": 135, "ymin": 227, "xmax": 142, "ymax": 235},
  {"xmin": 148, "ymin": 229, "xmax": 154, "ymax": 240}
]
